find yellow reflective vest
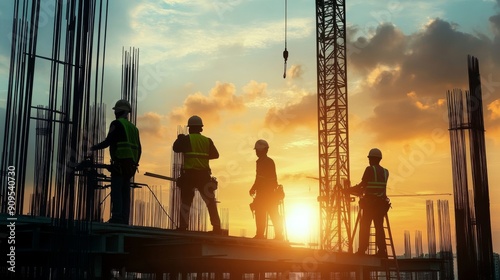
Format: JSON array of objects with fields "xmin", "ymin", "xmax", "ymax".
[
  {"xmin": 184, "ymin": 134, "xmax": 210, "ymax": 170},
  {"xmin": 365, "ymin": 165, "xmax": 388, "ymax": 197},
  {"xmin": 111, "ymin": 118, "xmax": 140, "ymax": 163}
]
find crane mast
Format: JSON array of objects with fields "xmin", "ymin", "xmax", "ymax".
[{"xmin": 315, "ymin": 0, "xmax": 352, "ymax": 252}]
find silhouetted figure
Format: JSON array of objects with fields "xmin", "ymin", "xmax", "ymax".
[
  {"xmin": 346, "ymin": 148, "xmax": 390, "ymax": 257},
  {"xmin": 173, "ymin": 115, "xmax": 222, "ymax": 233},
  {"xmin": 249, "ymin": 139, "xmax": 284, "ymax": 240},
  {"xmin": 92, "ymin": 99, "xmax": 141, "ymax": 225}
]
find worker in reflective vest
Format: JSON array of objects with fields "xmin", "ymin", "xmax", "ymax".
[
  {"xmin": 92, "ymin": 99, "xmax": 141, "ymax": 225},
  {"xmin": 173, "ymin": 115, "xmax": 222, "ymax": 234},
  {"xmin": 345, "ymin": 148, "xmax": 390, "ymax": 257}
]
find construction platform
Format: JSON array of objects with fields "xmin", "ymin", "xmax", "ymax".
[{"xmin": 0, "ymin": 214, "xmax": 442, "ymax": 279}]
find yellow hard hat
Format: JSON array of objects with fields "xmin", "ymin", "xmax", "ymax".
[
  {"xmin": 112, "ymin": 99, "xmax": 132, "ymax": 113},
  {"xmin": 368, "ymin": 148, "xmax": 382, "ymax": 158},
  {"xmin": 254, "ymin": 139, "xmax": 269, "ymax": 150},
  {"xmin": 187, "ymin": 115, "xmax": 203, "ymax": 127}
]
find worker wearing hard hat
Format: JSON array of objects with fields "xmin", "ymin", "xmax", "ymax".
[
  {"xmin": 173, "ymin": 115, "xmax": 222, "ymax": 234},
  {"xmin": 249, "ymin": 139, "xmax": 284, "ymax": 240},
  {"xmin": 91, "ymin": 99, "xmax": 141, "ymax": 225},
  {"xmin": 345, "ymin": 148, "xmax": 390, "ymax": 257}
]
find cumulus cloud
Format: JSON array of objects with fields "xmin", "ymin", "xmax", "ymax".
[
  {"xmin": 242, "ymin": 80, "xmax": 267, "ymax": 101},
  {"xmin": 287, "ymin": 64, "xmax": 304, "ymax": 80},
  {"xmin": 350, "ymin": 24, "xmax": 406, "ymax": 73},
  {"xmin": 168, "ymin": 80, "xmax": 268, "ymax": 126},
  {"xmin": 137, "ymin": 112, "xmax": 167, "ymax": 138},
  {"xmin": 263, "ymin": 94, "xmax": 316, "ymax": 132},
  {"xmin": 348, "ymin": 18, "xmax": 500, "ymax": 142}
]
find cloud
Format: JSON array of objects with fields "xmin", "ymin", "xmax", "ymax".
[
  {"xmin": 488, "ymin": 99, "xmax": 500, "ymax": 121},
  {"xmin": 363, "ymin": 96, "xmax": 446, "ymax": 142},
  {"xmin": 242, "ymin": 80, "xmax": 267, "ymax": 101},
  {"xmin": 350, "ymin": 23, "xmax": 406, "ymax": 73},
  {"xmin": 349, "ymin": 18, "xmax": 500, "ymax": 142},
  {"xmin": 168, "ymin": 80, "xmax": 268, "ymax": 126},
  {"xmin": 287, "ymin": 64, "xmax": 304, "ymax": 80},
  {"xmin": 137, "ymin": 112, "xmax": 167, "ymax": 138},
  {"xmin": 122, "ymin": 1, "xmax": 313, "ymax": 65},
  {"xmin": 490, "ymin": 14, "xmax": 500, "ymax": 64},
  {"xmin": 263, "ymin": 94, "xmax": 316, "ymax": 132}
]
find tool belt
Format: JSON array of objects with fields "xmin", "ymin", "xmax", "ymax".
[
  {"xmin": 359, "ymin": 196, "xmax": 391, "ymax": 214},
  {"xmin": 176, "ymin": 170, "xmax": 217, "ymax": 191},
  {"xmin": 273, "ymin": 184, "xmax": 285, "ymax": 201},
  {"xmin": 110, "ymin": 159, "xmax": 137, "ymax": 179}
]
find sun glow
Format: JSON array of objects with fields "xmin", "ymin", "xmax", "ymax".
[{"xmin": 284, "ymin": 203, "xmax": 317, "ymax": 243}]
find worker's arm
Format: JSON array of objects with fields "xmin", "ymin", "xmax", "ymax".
[
  {"xmin": 344, "ymin": 166, "xmax": 372, "ymax": 196},
  {"xmin": 208, "ymin": 138, "xmax": 219, "ymax": 159},
  {"xmin": 172, "ymin": 134, "xmax": 189, "ymax": 153},
  {"xmin": 358, "ymin": 166, "xmax": 372, "ymax": 188},
  {"xmin": 136, "ymin": 130, "xmax": 142, "ymax": 164},
  {"xmin": 91, "ymin": 121, "xmax": 119, "ymax": 151}
]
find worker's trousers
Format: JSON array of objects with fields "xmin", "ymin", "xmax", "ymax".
[
  {"xmin": 110, "ymin": 174, "xmax": 131, "ymax": 224},
  {"xmin": 178, "ymin": 170, "xmax": 221, "ymax": 230},
  {"xmin": 358, "ymin": 202, "xmax": 386, "ymax": 253},
  {"xmin": 253, "ymin": 196, "xmax": 283, "ymax": 239}
]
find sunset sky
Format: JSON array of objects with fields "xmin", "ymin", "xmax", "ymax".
[{"xmin": 0, "ymin": 0, "xmax": 499, "ymax": 255}]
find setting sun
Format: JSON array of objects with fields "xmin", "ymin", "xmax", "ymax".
[{"xmin": 284, "ymin": 203, "xmax": 318, "ymax": 243}]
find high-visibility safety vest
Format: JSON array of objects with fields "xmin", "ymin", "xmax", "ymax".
[
  {"xmin": 111, "ymin": 118, "xmax": 140, "ymax": 163},
  {"xmin": 365, "ymin": 165, "xmax": 388, "ymax": 197},
  {"xmin": 184, "ymin": 134, "xmax": 210, "ymax": 170}
]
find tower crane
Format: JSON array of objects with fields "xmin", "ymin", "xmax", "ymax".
[{"xmin": 315, "ymin": 0, "xmax": 350, "ymax": 252}]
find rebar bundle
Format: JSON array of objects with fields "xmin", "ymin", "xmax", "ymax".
[
  {"xmin": 426, "ymin": 200, "xmax": 437, "ymax": 258},
  {"xmin": 446, "ymin": 55, "xmax": 494, "ymax": 280},
  {"xmin": 414, "ymin": 230, "xmax": 423, "ymax": 258},
  {"xmin": 437, "ymin": 200, "xmax": 454, "ymax": 280},
  {"xmin": 404, "ymin": 230, "xmax": 411, "ymax": 258},
  {"xmin": 0, "ymin": 0, "xmax": 110, "ymax": 278}
]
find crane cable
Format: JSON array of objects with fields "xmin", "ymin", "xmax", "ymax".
[{"xmin": 283, "ymin": 0, "xmax": 289, "ymax": 78}]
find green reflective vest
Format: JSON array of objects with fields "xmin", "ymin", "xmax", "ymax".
[
  {"xmin": 184, "ymin": 134, "xmax": 210, "ymax": 170},
  {"xmin": 365, "ymin": 165, "xmax": 388, "ymax": 197},
  {"xmin": 111, "ymin": 118, "xmax": 140, "ymax": 163}
]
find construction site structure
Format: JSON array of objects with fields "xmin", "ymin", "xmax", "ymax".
[
  {"xmin": 447, "ymin": 55, "xmax": 495, "ymax": 280},
  {"xmin": 350, "ymin": 208, "xmax": 401, "ymax": 280},
  {"xmin": 316, "ymin": 0, "xmax": 352, "ymax": 253},
  {"xmin": 0, "ymin": 0, "xmax": 480, "ymax": 279}
]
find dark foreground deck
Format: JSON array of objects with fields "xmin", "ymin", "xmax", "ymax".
[{"xmin": 0, "ymin": 214, "xmax": 442, "ymax": 279}]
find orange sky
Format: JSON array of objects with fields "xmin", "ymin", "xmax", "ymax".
[
  {"xmin": 127, "ymin": 16, "xmax": 500, "ymax": 255},
  {"xmin": 1, "ymin": 0, "xmax": 499, "ymax": 256}
]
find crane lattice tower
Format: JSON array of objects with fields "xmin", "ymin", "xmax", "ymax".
[{"xmin": 315, "ymin": 0, "xmax": 352, "ymax": 252}]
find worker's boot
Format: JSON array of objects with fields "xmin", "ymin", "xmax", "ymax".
[{"xmin": 209, "ymin": 225, "xmax": 224, "ymax": 235}]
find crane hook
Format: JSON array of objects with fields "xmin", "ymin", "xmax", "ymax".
[{"xmin": 283, "ymin": 48, "xmax": 289, "ymax": 79}]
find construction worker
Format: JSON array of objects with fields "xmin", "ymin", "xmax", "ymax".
[
  {"xmin": 173, "ymin": 115, "xmax": 222, "ymax": 233},
  {"xmin": 345, "ymin": 148, "xmax": 390, "ymax": 257},
  {"xmin": 249, "ymin": 139, "xmax": 284, "ymax": 240},
  {"xmin": 91, "ymin": 99, "xmax": 141, "ymax": 225}
]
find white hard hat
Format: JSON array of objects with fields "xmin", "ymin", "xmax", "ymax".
[
  {"xmin": 112, "ymin": 99, "xmax": 132, "ymax": 113},
  {"xmin": 368, "ymin": 148, "xmax": 382, "ymax": 158},
  {"xmin": 187, "ymin": 115, "xmax": 203, "ymax": 127},
  {"xmin": 254, "ymin": 139, "xmax": 269, "ymax": 150}
]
